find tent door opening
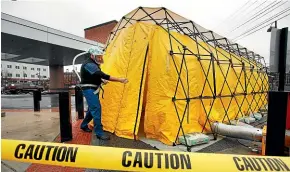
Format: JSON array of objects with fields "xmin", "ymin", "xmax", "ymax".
[{"xmin": 134, "ymin": 44, "xmax": 150, "ymax": 139}]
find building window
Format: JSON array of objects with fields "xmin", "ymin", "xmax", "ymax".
[
  {"xmin": 23, "ymin": 66, "xmax": 27, "ymax": 70},
  {"xmin": 37, "ymin": 68, "xmax": 40, "ymax": 71},
  {"xmin": 7, "ymin": 65, "xmax": 12, "ymax": 68},
  {"xmin": 31, "ymin": 75, "xmax": 35, "ymax": 78},
  {"xmin": 31, "ymin": 68, "xmax": 34, "ymax": 70},
  {"xmin": 24, "ymin": 74, "xmax": 27, "ymax": 77},
  {"xmin": 43, "ymin": 68, "xmax": 46, "ymax": 71},
  {"xmin": 8, "ymin": 73, "xmax": 12, "ymax": 77},
  {"xmin": 15, "ymin": 66, "xmax": 20, "ymax": 69},
  {"xmin": 43, "ymin": 76, "xmax": 47, "ymax": 78},
  {"xmin": 16, "ymin": 74, "xmax": 20, "ymax": 77}
]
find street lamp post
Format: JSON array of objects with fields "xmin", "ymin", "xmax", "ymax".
[
  {"xmin": 36, "ymin": 71, "xmax": 41, "ymax": 85},
  {"xmin": 38, "ymin": 71, "xmax": 41, "ymax": 85},
  {"xmin": 23, "ymin": 71, "xmax": 26, "ymax": 83},
  {"xmin": 267, "ymin": 21, "xmax": 277, "ymax": 32}
]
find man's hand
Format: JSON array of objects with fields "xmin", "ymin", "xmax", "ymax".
[{"xmin": 119, "ymin": 78, "xmax": 129, "ymax": 84}]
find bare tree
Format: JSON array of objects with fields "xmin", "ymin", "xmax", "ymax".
[{"xmin": 1, "ymin": 69, "xmax": 9, "ymax": 86}]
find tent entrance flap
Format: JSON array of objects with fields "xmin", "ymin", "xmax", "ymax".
[
  {"xmin": 133, "ymin": 44, "xmax": 149, "ymax": 139},
  {"xmin": 99, "ymin": 23, "xmax": 155, "ymax": 139}
]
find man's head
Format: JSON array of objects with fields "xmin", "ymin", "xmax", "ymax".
[
  {"xmin": 90, "ymin": 54, "xmax": 104, "ymax": 64},
  {"xmin": 88, "ymin": 46, "xmax": 104, "ymax": 64}
]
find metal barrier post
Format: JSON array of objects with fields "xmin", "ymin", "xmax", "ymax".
[
  {"xmin": 75, "ymin": 86, "xmax": 84, "ymax": 119},
  {"xmin": 59, "ymin": 91, "xmax": 72, "ymax": 142},
  {"xmin": 266, "ymin": 91, "xmax": 288, "ymax": 156},
  {"xmin": 33, "ymin": 89, "xmax": 41, "ymax": 112}
]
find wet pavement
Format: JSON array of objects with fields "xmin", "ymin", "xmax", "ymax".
[
  {"xmin": 1, "ymin": 111, "xmax": 62, "ymax": 172},
  {"xmin": 197, "ymin": 137, "xmax": 261, "ymax": 155},
  {"xmin": 91, "ymin": 132, "xmax": 157, "ymax": 150},
  {"xmin": 1, "ymin": 111, "xmax": 61, "ymax": 141},
  {"xmin": 1, "ymin": 94, "xmax": 87, "ymax": 109}
]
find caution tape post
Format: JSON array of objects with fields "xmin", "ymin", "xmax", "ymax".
[{"xmin": 2, "ymin": 139, "xmax": 290, "ymax": 172}]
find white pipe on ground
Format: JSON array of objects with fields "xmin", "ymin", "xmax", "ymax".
[{"xmin": 212, "ymin": 122, "xmax": 263, "ymax": 142}]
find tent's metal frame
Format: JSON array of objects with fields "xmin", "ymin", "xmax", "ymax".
[{"xmin": 104, "ymin": 7, "xmax": 268, "ymax": 152}]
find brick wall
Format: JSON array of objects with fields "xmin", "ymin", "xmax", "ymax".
[{"xmin": 84, "ymin": 21, "xmax": 118, "ymax": 44}]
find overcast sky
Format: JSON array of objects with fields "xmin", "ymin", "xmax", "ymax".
[{"xmin": 1, "ymin": 0, "xmax": 290, "ymax": 69}]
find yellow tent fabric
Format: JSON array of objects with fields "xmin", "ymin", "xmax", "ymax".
[{"xmin": 88, "ymin": 8, "xmax": 268, "ymax": 145}]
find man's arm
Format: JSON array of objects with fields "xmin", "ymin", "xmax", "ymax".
[
  {"xmin": 96, "ymin": 70, "xmax": 128, "ymax": 83},
  {"xmin": 108, "ymin": 76, "xmax": 128, "ymax": 83},
  {"xmin": 84, "ymin": 63, "xmax": 128, "ymax": 84}
]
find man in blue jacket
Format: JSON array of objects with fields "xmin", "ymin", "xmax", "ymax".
[{"xmin": 80, "ymin": 46, "xmax": 128, "ymax": 140}]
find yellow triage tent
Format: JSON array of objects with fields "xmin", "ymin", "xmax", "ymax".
[{"xmin": 88, "ymin": 7, "xmax": 268, "ymax": 146}]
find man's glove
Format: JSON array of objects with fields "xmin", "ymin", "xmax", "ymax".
[{"xmin": 101, "ymin": 79, "xmax": 109, "ymax": 85}]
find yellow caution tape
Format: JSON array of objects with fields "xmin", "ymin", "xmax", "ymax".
[{"xmin": 2, "ymin": 139, "xmax": 290, "ymax": 172}]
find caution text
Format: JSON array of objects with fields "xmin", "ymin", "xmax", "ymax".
[
  {"xmin": 122, "ymin": 151, "xmax": 191, "ymax": 170},
  {"xmin": 233, "ymin": 157, "xmax": 290, "ymax": 171},
  {"xmin": 14, "ymin": 144, "xmax": 78, "ymax": 162}
]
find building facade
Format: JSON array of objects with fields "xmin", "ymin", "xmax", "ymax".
[{"xmin": 1, "ymin": 60, "xmax": 49, "ymax": 85}]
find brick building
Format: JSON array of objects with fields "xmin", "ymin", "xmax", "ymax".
[
  {"xmin": 64, "ymin": 71, "xmax": 79, "ymax": 88},
  {"xmin": 84, "ymin": 20, "xmax": 118, "ymax": 44}
]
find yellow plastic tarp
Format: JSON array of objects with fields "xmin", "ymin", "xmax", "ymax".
[{"xmin": 88, "ymin": 22, "xmax": 268, "ymax": 145}]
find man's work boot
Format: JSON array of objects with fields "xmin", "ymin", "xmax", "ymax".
[
  {"xmin": 97, "ymin": 134, "xmax": 110, "ymax": 140},
  {"xmin": 81, "ymin": 127, "xmax": 92, "ymax": 132}
]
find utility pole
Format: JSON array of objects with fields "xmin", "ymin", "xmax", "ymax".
[
  {"xmin": 39, "ymin": 71, "xmax": 40, "ymax": 85},
  {"xmin": 267, "ymin": 21, "xmax": 277, "ymax": 32},
  {"xmin": 36, "ymin": 71, "xmax": 41, "ymax": 86},
  {"xmin": 23, "ymin": 71, "xmax": 26, "ymax": 83}
]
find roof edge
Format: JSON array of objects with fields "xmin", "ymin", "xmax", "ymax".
[{"xmin": 84, "ymin": 20, "xmax": 118, "ymax": 30}]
